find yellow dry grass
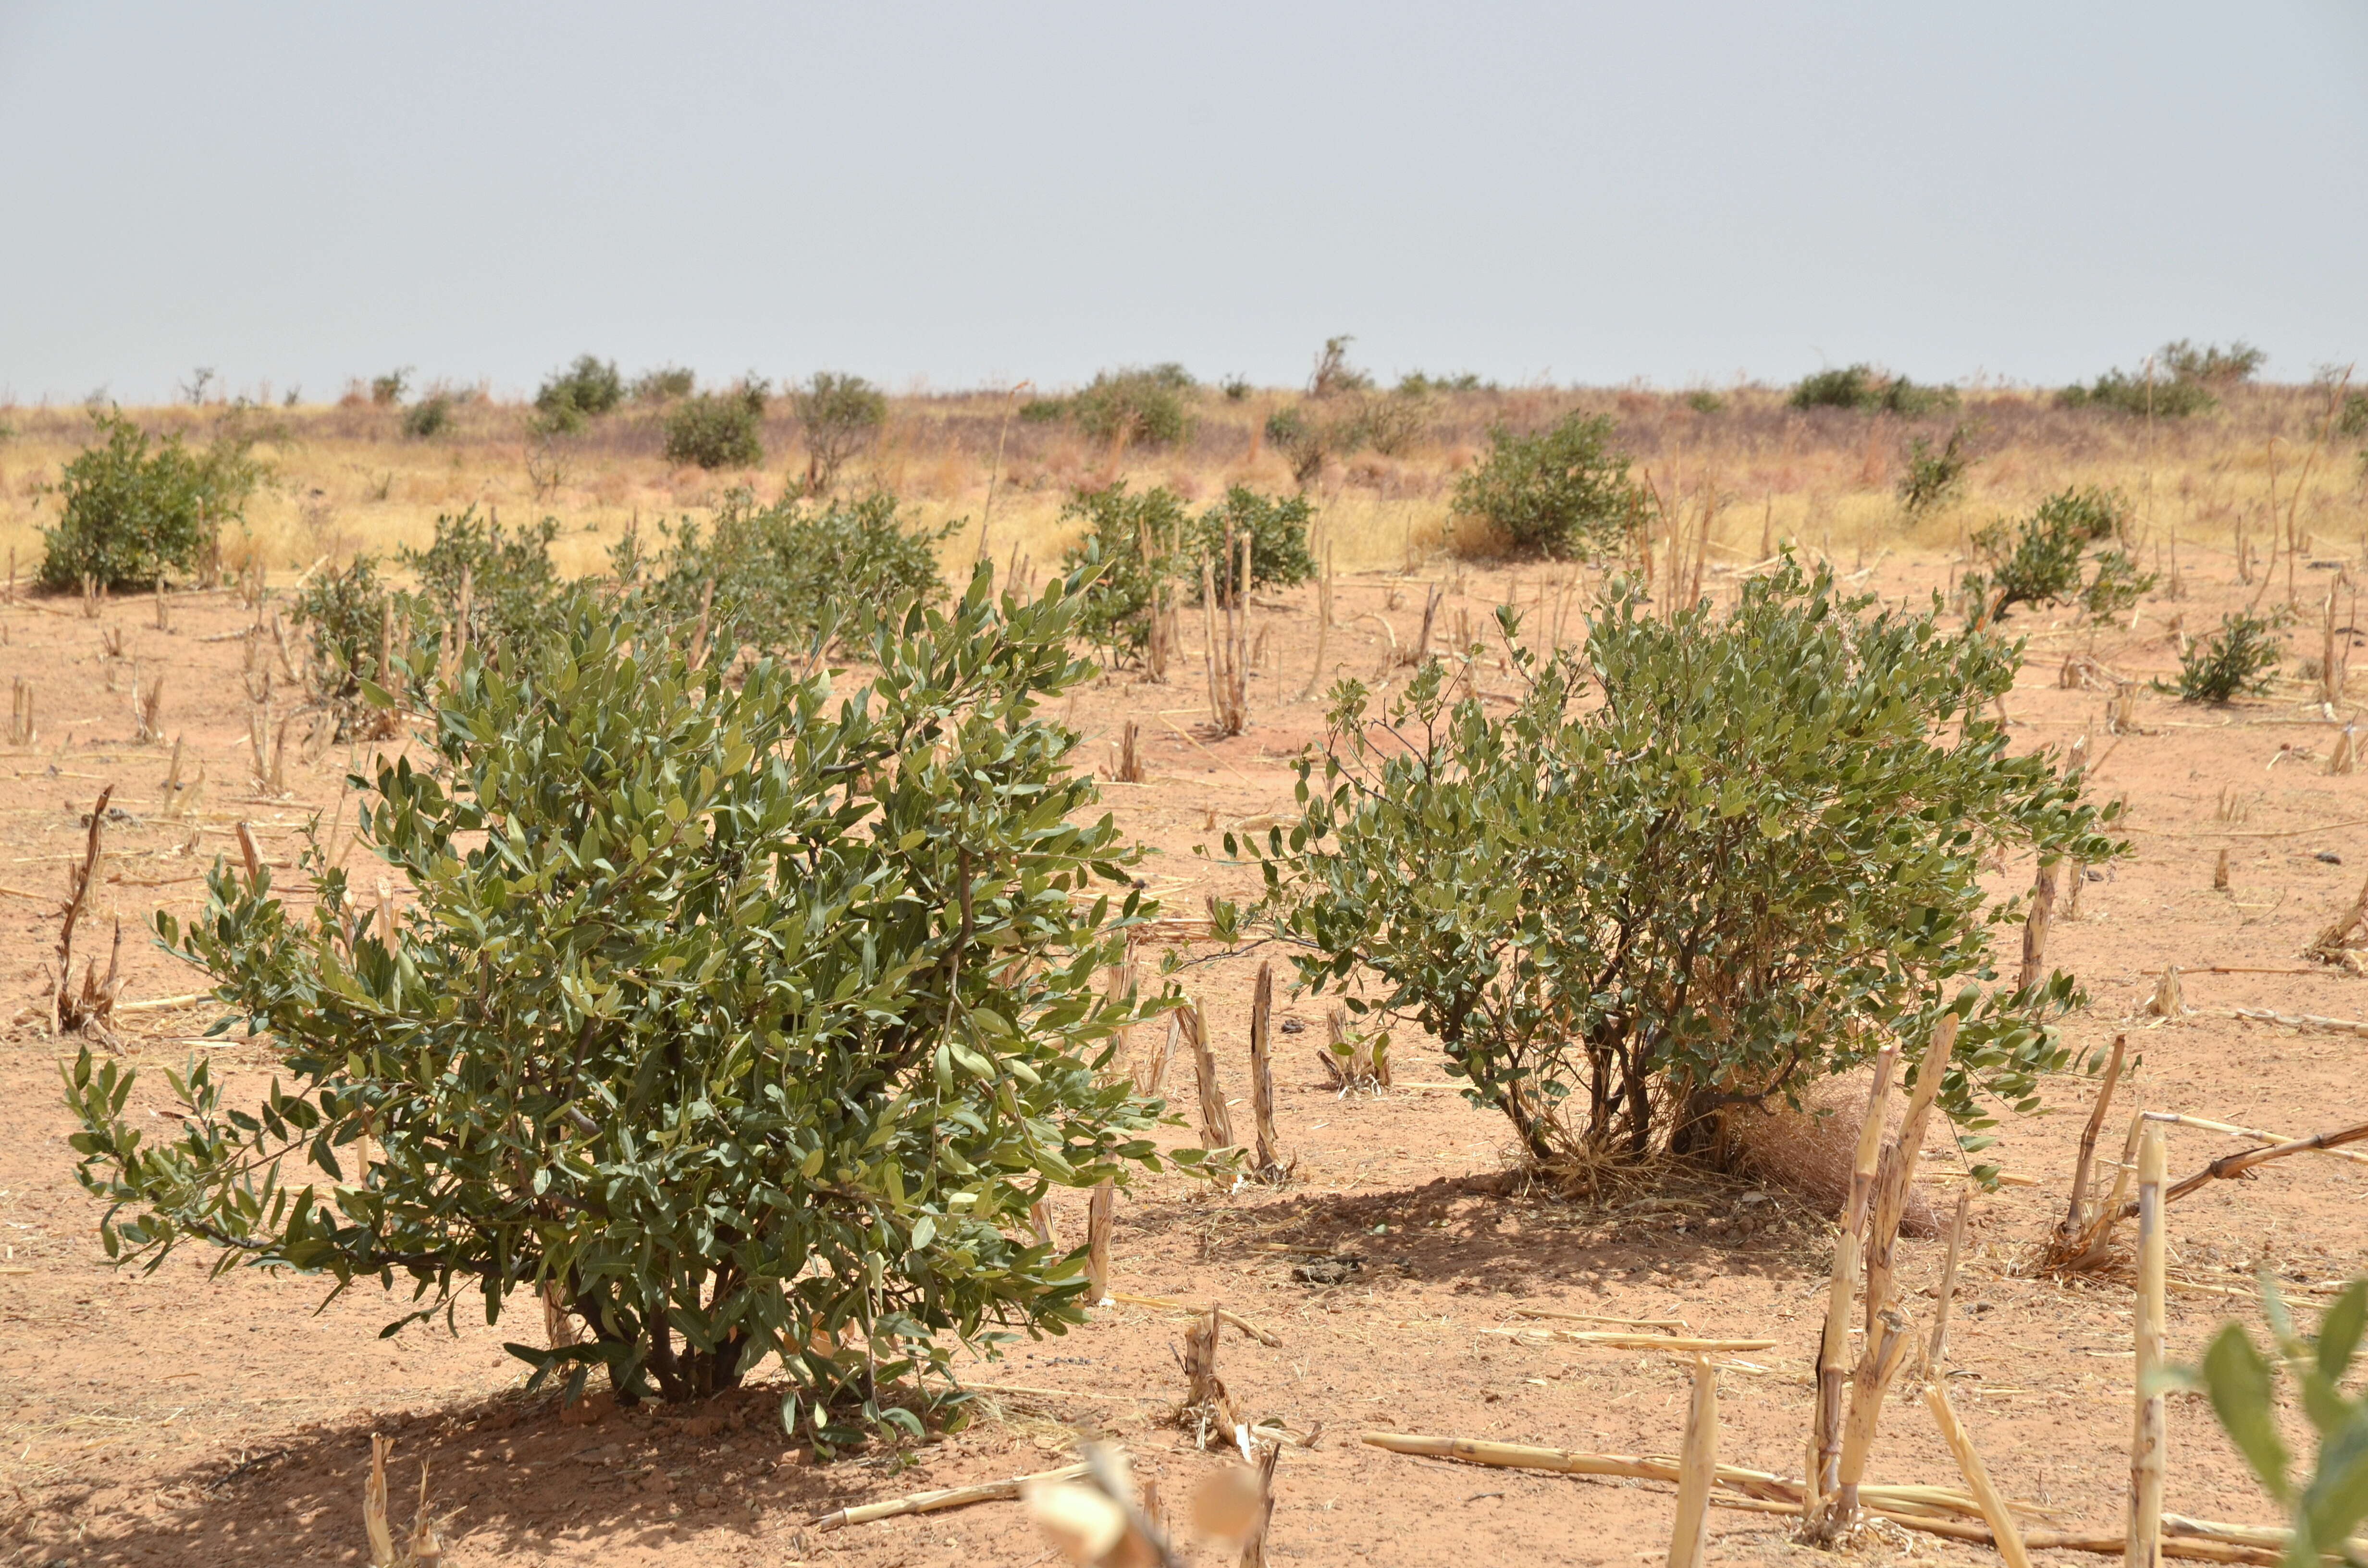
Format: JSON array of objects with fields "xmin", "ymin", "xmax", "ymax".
[{"xmin": 0, "ymin": 382, "xmax": 2359, "ymax": 593}]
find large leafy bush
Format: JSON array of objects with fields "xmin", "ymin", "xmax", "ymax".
[
  {"xmin": 534, "ymin": 355, "xmax": 625, "ymax": 430},
  {"xmin": 65, "ymin": 567, "xmax": 1170, "ymax": 1433},
  {"xmin": 793, "ymin": 373, "xmax": 889, "ymax": 492},
  {"xmin": 1249, "ymin": 560, "xmax": 2120, "ymax": 1167},
  {"xmin": 1054, "ymin": 482, "xmax": 1317, "ymax": 659},
  {"xmin": 39, "ymin": 411, "xmax": 266, "ymax": 589},
  {"xmin": 1069, "ymin": 365, "xmax": 1196, "ymax": 449},
  {"xmin": 1449, "ymin": 412, "xmax": 1642, "ymax": 560}
]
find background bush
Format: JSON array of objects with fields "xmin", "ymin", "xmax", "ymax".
[
  {"xmin": 38, "ymin": 410, "xmax": 266, "ymax": 590},
  {"xmin": 1068, "ymin": 365, "xmax": 1196, "ymax": 449},
  {"xmin": 1193, "ymin": 485, "xmax": 1317, "ymax": 605},
  {"xmin": 535, "ymin": 355, "xmax": 625, "ymax": 428},
  {"xmin": 397, "ymin": 507, "xmax": 564, "ymax": 657},
  {"xmin": 67, "ymin": 569, "xmax": 1172, "ymax": 1434},
  {"xmin": 1961, "ymin": 486, "xmax": 2154, "ymax": 624},
  {"xmin": 2060, "ymin": 339, "xmax": 2260, "ymax": 417},
  {"xmin": 400, "ymin": 394, "xmax": 453, "ymax": 440},
  {"xmin": 1897, "ymin": 424, "xmax": 1974, "ymax": 514},
  {"xmin": 1054, "ymin": 481, "xmax": 1192, "ymax": 659},
  {"xmin": 1448, "ymin": 411, "xmax": 1641, "ymax": 560},
  {"xmin": 663, "ymin": 386, "xmax": 766, "ymax": 469},
  {"xmin": 1789, "ymin": 364, "xmax": 1958, "ymax": 415},
  {"xmin": 630, "ymin": 366, "xmax": 696, "ymax": 404},
  {"xmin": 1252, "ymin": 560, "xmax": 2119, "ymax": 1167},
  {"xmin": 793, "ymin": 372, "xmax": 888, "ymax": 491}
]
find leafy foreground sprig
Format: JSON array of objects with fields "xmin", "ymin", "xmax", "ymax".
[
  {"xmin": 65, "ymin": 565, "xmax": 1176, "ymax": 1446},
  {"xmin": 1245, "ymin": 559, "xmax": 2124, "ymax": 1172},
  {"xmin": 2167, "ymin": 1276, "xmax": 2368, "ymax": 1565}
]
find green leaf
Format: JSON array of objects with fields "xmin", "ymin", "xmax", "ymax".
[{"xmin": 2198, "ymin": 1323, "xmax": 2292, "ymax": 1503}]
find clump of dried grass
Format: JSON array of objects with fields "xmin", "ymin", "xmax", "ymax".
[{"xmin": 1724, "ymin": 1077, "xmax": 1941, "ymax": 1239}]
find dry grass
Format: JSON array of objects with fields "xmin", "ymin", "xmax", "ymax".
[{"xmin": 0, "ymin": 383, "xmax": 2360, "ymax": 595}]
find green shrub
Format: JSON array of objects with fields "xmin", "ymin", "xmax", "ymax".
[
  {"xmin": 536, "ymin": 355, "xmax": 625, "ymax": 422},
  {"xmin": 38, "ymin": 411, "xmax": 266, "ymax": 590},
  {"xmin": 1193, "ymin": 486, "xmax": 1318, "ymax": 605},
  {"xmin": 1070, "ymin": 366, "xmax": 1195, "ymax": 449},
  {"xmin": 1018, "ymin": 397, "xmax": 1069, "ymax": 424},
  {"xmin": 1248, "ymin": 559, "xmax": 2119, "ymax": 1165},
  {"xmin": 663, "ymin": 390, "xmax": 765, "ymax": 470},
  {"xmin": 1898, "ymin": 425, "xmax": 1975, "ymax": 515},
  {"xmin": 1054, "ymin": 482, "xmax": 1192, "ymax": 659},
  {"xmin": 1399, "ymin": 371, "xmax": 1488, "ymax": 396},
  {"xmin": 288, "ymin": 554, "xmax": 390, "ymax": 703},
  {"xmin": 2167, "ymin": 611, "xmax": 2287, "ymax": 704},
  {"xmin": 2167, "ymin": 1275, "xmax": 2368, "ymax": 1564},
  {"xmin": 1449, "ymin": 412, "xmax": 1642, "ymax": 560},
  {"xmin": 2336, "ymin": 392, "xmax": 2368, "ymax": 440},
  {"xmin": 1337, "ymin": 393, "xmax": 1429, "ymax": 457},
  {"xmin": 617, "ymin": 489, "xmax": 952, "ymax": 662},
  {"xmin": 630, "ymin": 366, "xmax": 696, "ymax": 404},
  {"xmin": 793, "ymin": 373, "xmax": 889, "ymax": 491},
  {"xmin": 1961, "ymin": 486, "xmax": 2153, "ymax": 624},
  {"xmin": 1683, "ymin": 390, "xmax": 1726, "ymax": 415},
  {"xmin": 1789, "ymin": 364, "xmax": 1957, "ymax": 415},
  {"xmin": 64, "ymin": 566, "xmax": 1174, "ymax": 1432},
  {"xmin": 370, "ymin": 369, "xmax": 410, "ymax": 407},
  {"xmin": 397, "ymin": 508, "xmax": 563, "ymax": 658},
  {"xmin": 1219, "ymin": 375, "xmax": 1252, "ymax": 402},
  {"xmin": 400, "ymin": 395, "xmax": 453, "ymax": 440},
  {"xmin": 2060, "ymin": 371, "xmax": 2219, "ymax": 418},
  {"xmin": 1263, "ymin": 407, "xmax": 1327, "ymax": 487},
  {"xmin": 1790, "ymin": 365, "xmax": 1877, "ymax": 410}
]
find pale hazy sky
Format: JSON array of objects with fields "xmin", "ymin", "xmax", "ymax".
[{"xmin": 2, "ymin": 1, "xmax": 2364, "ymax": 403}]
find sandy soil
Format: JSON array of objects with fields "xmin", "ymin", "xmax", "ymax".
[{"xmin": 2, "ymin": 552, "xmax": 2364, "ymax": 1567}]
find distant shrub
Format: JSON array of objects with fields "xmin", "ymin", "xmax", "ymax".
[
  {"xmin": 1898, "ymin": 425, "xmax": 1975, "ymax": 515},
  {"xmin": 536, "ymin": 355, "xmax": 625, "ymax": 423},
  {"xmin": 1071, "ymin": 365, "xmax": 1196, "ymax": 449},
  {"xmin": 2335, "ymin": 391, "xmax": 2368, "ymax": 440},
  {"xmin": 38, "ymin": 411, "xmax": 266, "ymax": 590},
  {"xmin": 1791, "ymin": 364, "xmax": 1958, "ymax": 415},
  {"xmin": 370, "ymin": 369, "xmax": 410, "ymax": 407},
  {"xmin": 793, "ymin": 372, "xmax": 889, "ymax": 491},
  {"xmin": 1308, "ymin": 336, "xmax": 1373, "ymax": 398},
  {"xmin": 1961, "ymin": 487, "xmax": 2154, "ymax": 624},
  {"xmin": 629, "ymin": 366, "xmax": 696, "ymax": 404},
  {"xmin": 1193, "ymin": 486, "xmax": 1317, "ymax": 605},
  {"xmin": 1263, "ymin": 407, "xmax": 1327, "ymax": 487},
  {"xmin": 2166, "ymin": 611, "xmax": 2287, "ymax": 704},
  {"xmin": 663, "ymin": 388, "xmax": 765, "ymax": 470},
  {"xmin": 1338, "ymin": 393, "xmax": 1429, "ymax": 457},
  {"xmin": 1018, "ymin": 397, "xmax": 1069, "ymax": 424},
  {"xmin": 1450, "ymin": 412, "xmax": 1642, "ymax": 560},
  {"xmin": 400, "ymin": 395, "xmax": 453, "ymax": 440},
  {"xmin": 2061, "ymin": 340, "xmax": 2259, "ymax": 417},
  {"xmin": 1399, "ymin": 371, "xmax": 1488, "ymax": 396},
  {"xmin": 1683, "ymin": 389, "xmax": 1726, "ymax": 415},
  {"xmin": 2159, "ymin": 339, "xmax": 2265, "ymax": 386},
  {"xmin": 1219, "ymin": 375, "xmax": 1252, "ymax": 402}
]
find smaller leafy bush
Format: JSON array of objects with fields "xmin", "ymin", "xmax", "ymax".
[
  {"xmin": 1898, "ymin": 425, "xmax": 1975, "ymax": 515},
  {"xmin": 398, "ymin": 507, "xmax": 563, "ymax": 657},
  {"xmin": 288, "ymin": 554, "xmax": 394, "ymax": 721},
  {"xmin": 1790, "ymin": 364, "xmax": 1957, "ymax": 415},
  {"xmin": 663, "ymin": 388, "xmax": 765, "ymax": 470},
  {"xmin": 1337, "ymin": 394, "xmax": 1429, "ymax": 457},
  {"xmin": 1018, "ymin": 397, "xmax": 1069, "ymax": 424},
  {"xmin": 1449, "ymin": 412, "xmax": 1642, "ymax": 560},
  {"xmin": 2060, "ymin": 372, "xmax": 2218, "ymax": 418},
  {"xmin": 1683, "ymin": 390, "xmax": 1726, "ymax": 415},
  {"xmin": 39, "ymin": 411, "xmax": 266, "ymax": 590},
  {"xmin": 2166, "ymin": 611, "xmax": 2286, "ymax": 704},
  {"xmin": 2335, "ymin": 392, "xmax": 2368, "ymax": 440},
  {"xmin": 1263, "ymin": 407, "xmax": 1326, "ymax": 487},
  {"xmin": 1219, "ymin": 375, "xmax": 1252, "ymax": 402},
  {"xmin": 370, "ymin": 369, "xmax": 410, "ymax": 407},
  {"xmin": 1193, "ymin": 486, "xmax": 1318, "ymax": 605},
  {"xmin": 2159, "ymin": 339, "xmax": 2265, "ymax": 386},
  {"xmin": 630, "ymin": 366, "xmax": 696, "ymax": 404},
  {"xmin": 1070, "ymin": 366, "xmax": 1195, "ymax": 449},
  {"xmin": 2168, "ymin": 1274, "xmax": 2368, "ymax": 1564},
  {"xmin": 535, "ymin": 355, "xmax": 625, "ymax": 423},
  {"xmin": 400, "ymin": 395, "xmax": 453, "ymax": 440},
  {"xmin": 1961, "ymin": 487, "xmax": 2153, "ymax": 624},
  {"xmin": 793, "ymin": 372, "xmax": 888, "ymax": 491},
  {"xmin": 617, "ymin": 489, "xmax": 952, "ymax": 662},
  {"xmin": 1055, "ymin": 482, "xmax": 1193, "ymax": 659}
]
